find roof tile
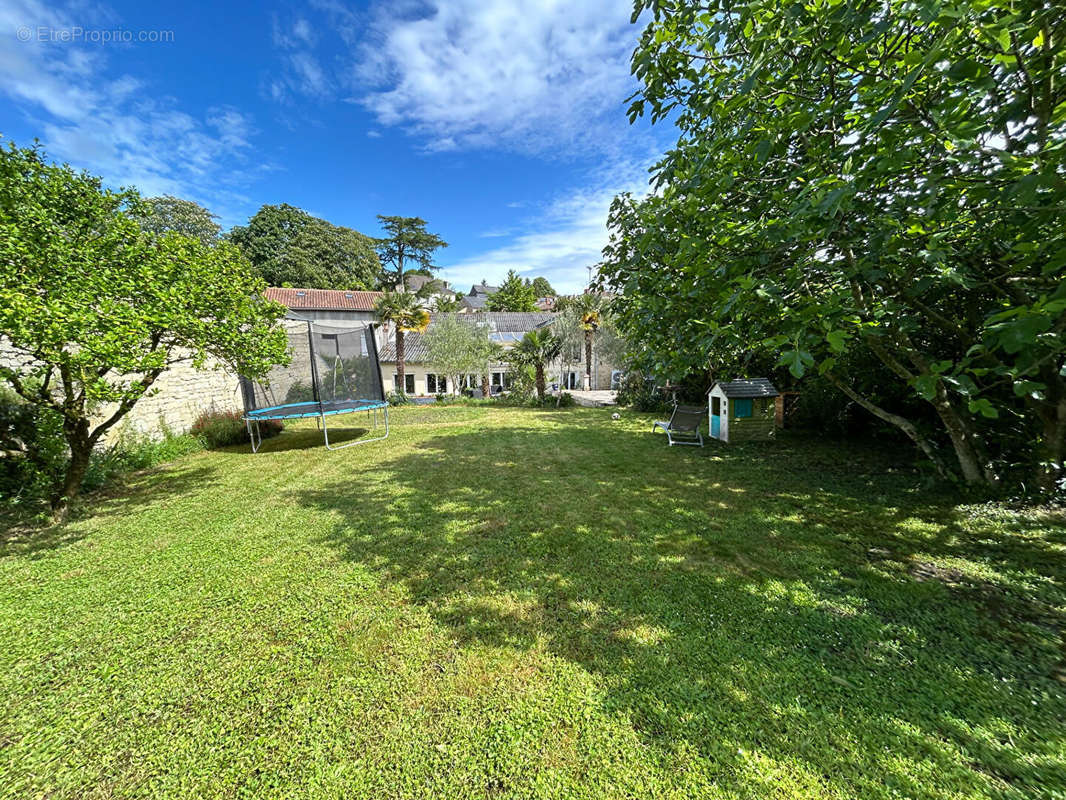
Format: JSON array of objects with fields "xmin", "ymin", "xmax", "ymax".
[{"xmin": 266, "ymin": 287, "xmax": 382, "ymax": 311}]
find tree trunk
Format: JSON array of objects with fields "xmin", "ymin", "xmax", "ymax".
[
  {"xmin": 535, "ymin": 364, "xmax": 546, "ymax": 400},
  {"xmin": 929, "ymin": 392, "xmax": 995, "ymax": 486},
  {"xmin": 51, "ymin": 424, "xmax": 91, "ymax": 521},
  {"xmin": 584, "ymin": 331, "xmax": 593, "ymax": 390},
  {"xmin": 825, "ymin": 373, "xmax": 952, "ymax": 479},
  {"xmin": 1033, "ymin": 382, "xmax": 1066, "ymax": 493},
  {"xmin": 396, "ymin": 327, "xmax": 406, "ymax": 393},
  {"xmin": 481, "ymin": 374, "xmax": 490, "ymax": 399}
]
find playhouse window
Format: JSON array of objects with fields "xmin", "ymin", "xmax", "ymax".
[{"xmin": 734, "ymin": 398, "xmax": 753, "ymax": 418}]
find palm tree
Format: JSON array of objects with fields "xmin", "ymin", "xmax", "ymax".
[
  {"xmin": 374, "ymin": 290, "xmax": 429, "ymax": 394},
  {"xmin": 569, "ymin": 293, "xmax": 609, "ymax": 390},
  {"xmin": 510, "ymin": 328, "xmax": 561, "ymax": 400}
]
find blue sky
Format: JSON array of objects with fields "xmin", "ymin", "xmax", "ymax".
[{"xmin": 0, "ymin": 0, "xmax": 674, "ymax": 293}]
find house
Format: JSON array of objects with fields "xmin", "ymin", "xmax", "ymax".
[
  {"xmin": 707, "ymin": 378, "xmax": 779, "ymax": 443},
  {"xmin": 535, "ymin": 296, "xmax": 557, "ymax": 311},
  {"xmin": 265, "ymin": 287, "xmax": 382, "ymax": 327},
  {"xmin": 378, "ymin": 312, "xmax": 553, "ymax": 396},
  {"xmin": 458, "ymin": 282, "xmax": 499, "ymax": 313},
  {"xmin": 400, "ymin": 274, "xmax": 458, "ymax": 307}
]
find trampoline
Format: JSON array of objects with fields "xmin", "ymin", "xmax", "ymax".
[{"xmin": 240, "ymin": 319, "xmax": 389, "ymax": 452}]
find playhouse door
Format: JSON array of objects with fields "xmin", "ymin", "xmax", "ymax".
[{"xmin": 710, "ymin": 396, "xmax": 721, "ymax": 438}]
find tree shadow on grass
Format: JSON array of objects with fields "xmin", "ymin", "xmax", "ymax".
[
  {"xmin": 290, "ymin": 413, "xmax": 1065, "ymax": 798},
  {"xmin": 0, "ymin": 464, "xmax": 221, "ymax": 558},
  {"xmin": 235, "ymin": 425, "xmax": 374, "ymax": 454}
]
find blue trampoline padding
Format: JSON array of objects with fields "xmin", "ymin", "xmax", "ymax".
[{"xmin": 244, "ymin": 400, "xmax": 388, "ymax": 421}]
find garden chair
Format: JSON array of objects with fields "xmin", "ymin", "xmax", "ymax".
[{"xmin": 652, "ymin": 404, "xmax": 705, "ymax": 446}]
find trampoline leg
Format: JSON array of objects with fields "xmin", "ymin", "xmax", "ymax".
[
  {"xmin": 247, "ymin": 419, "xmax": 262, "ymax": 454},
  {"xmin": 321, "ymin": 406, "xmax": 390, "ymax": 450}
]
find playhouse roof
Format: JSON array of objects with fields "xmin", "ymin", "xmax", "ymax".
[{"xmin": 710, "ymin": 378, "xmax": 779, "ymax": 398}]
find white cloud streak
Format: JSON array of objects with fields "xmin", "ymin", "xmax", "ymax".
[
  {"xmin": 320, "ymin": 0, "xmax": 644, "ymax": 156},
  {"xmin": 0, "ymin": 0, "xmax": 261, "ymax": 225},
  {"xmin": 439, "ymin": 157, "xmax": 655, "ymax": 295}
]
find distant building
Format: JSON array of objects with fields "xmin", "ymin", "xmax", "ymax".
[
  {"xmin": 264, "ymin": 287, "xmax": 382, "ymax": 327},
  {"xmin": 378, "ymin": 312, "xmax": 552, "ymax": 396},
  {"xmin": 400, "ymin": 274, "xmax": 458, "ymax": 308},
  {"xmin": 534, "ymin": 295, "xmax": 557, "ymax": 311},
  {"xmin": 458, "ymin": 282, "xmax": 500, "ymax": 313}
]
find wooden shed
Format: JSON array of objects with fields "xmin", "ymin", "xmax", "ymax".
[{"xmin": 707, "ymin": 378, "xmax": 779, "ymax": 443}]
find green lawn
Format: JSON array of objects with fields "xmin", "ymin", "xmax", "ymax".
[{"xmin": 1, "ymin": 406, "xmax": 1063, "ymax": 799}]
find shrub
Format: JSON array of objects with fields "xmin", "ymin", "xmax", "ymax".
[
  {"xmin": 83, "ymin": 429, "xmax": 204, "ymax": 491},
  {"xmin": 192, "ymin": 409, "xmax": 281, "ymax": 449},
  {"xmin": 616, "ymin": 372, "xmax": 669, "ymax": 413},
  {"xmin": 2, "ymin": 387, "xmax": 207, "ymax": 510},
  {"xmin": 387, "ymin": 391, "xmax": 411, "ymax": 406},
  {"xmin": 0, "ymin": 386, "xmax": 66, "ymax": 505}
]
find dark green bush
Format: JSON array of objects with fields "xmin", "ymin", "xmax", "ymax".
[
  {"xmin": 2, "ymin": 387, "xmax": 208, "ymax": 510},
  {"xmin": 387, "ymin": 391, "xmax": 411, "ymax": 406},
  {"xmin": 616, "ymin": 372, "xmax": 669, "ymax": 413},
  {"xmin": 0, "ymin": 387, "xmax": 66, "ymax": 505},
  {"xmin": 192, "ymin": 409, "xmax": 282, "ymax": 448}
]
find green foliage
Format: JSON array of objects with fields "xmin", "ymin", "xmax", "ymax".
[
  {"xmin": 430, "ymin": 294, "xmax": 463, "ymax": 313},
  {"xmin": 604, "ymin": 0, "xmax": 1066, "ymax": 491},
  {"xmin": 191, "ymin": 409, "xmax": 282, "ymax": 449},
  {"xmin": 615, "ymin": 371, "xmax": 668, "ymax": 413},
  {"xmin": 131, "ymin": 195, "xmax": 221, "ymax": 245},
  {"xmin": 374, "ymin": 291, "xmax": 430, "ymax": 334},
  {"xmin": 423, "ymin": 316, "xmax": 502, "ymax": 394},
  {"xmin": 508, "ymin": 328, "xmax": 562, "ymax": 400},
  {"xmin": 0, "ymin": 142, "xmax": 290, "ymax": 511},
  {"xmin": 82, "ymin": 429, "xmax": 205, "ymax": 492},
  {"xmin": 1, "ymin": 384, "xmax": 204, "ymax": 511},
  {"xmin": 375, "ymin": 215, "xmax": 448, "ymax": 287},
  {"xmin": 230, "ymin": 204, "xmax": 381, "ymax": 290},
  {"xmin": 0, "ymin": 387, "xmax": 66, "ymax": 506},
  {"xmin": 530, "ymin": 276, "xmax": 556, "ymax": 297},
  {"xmin": 485, "ymin": 269, "xmax": 537, "ymax": 312},
  {"xmin": 1, "ymin": 410, "xmax": 1062, "ymax": 797},
  {"xmin": 386, "ymin": 390, "xmax": 411, "ymax": 406}
]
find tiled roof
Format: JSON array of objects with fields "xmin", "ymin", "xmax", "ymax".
[
  {"xmin": 378, "ymin": 330, "xmax": 430, "ymax": 363},
  {"xmin": 378, "ymin": 312, "xmax": 554, "ymax": 362},
  {"xmin": 711, "ymin": 378, "xmax": 779, "ymax": 398},
  {"xmin": 265, "ymin": 287, "xmax": 382, "ymax": 311},
  {"xmin": 460, "ymin": 294, "xmax": 489, "ymax": 309},
  {"xmin": 469, "ymin": 283, "xmax": 499, "ymax": 296}
]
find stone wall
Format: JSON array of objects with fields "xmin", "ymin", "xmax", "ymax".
[
  {"xmin": 1, "ymin": 337, "xmax": 243, "ymax": 442},
  {"xmin": 100, "ymin": 360, "xmax": 243, "ymax": 440}
]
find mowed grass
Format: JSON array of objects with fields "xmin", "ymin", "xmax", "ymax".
[{"xmin": 0, "ymin": 406, "xmax": 1063, "ymax": 799}]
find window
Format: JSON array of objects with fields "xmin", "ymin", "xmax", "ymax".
[
  {"xmin": 711, "ymin": 396, "xmax": 721, "ymax": 416},
  {"xmin": 563, "ymin": 372, "xmax": 579, "ymax": 390},
  {"xmin": 427, "ymin": 374, "xmax": 447, "ymax": 393},
  {"xmin": 394, "ymin": 373, "xmax": 415, "ymax": 394},
  {"xmin": 734, "ymin": 398, "xmax": 753, "ymax": 418}
]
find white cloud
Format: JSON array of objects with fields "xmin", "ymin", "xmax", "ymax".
[
  {"xmin": 0, "ymin": 0, "xmax": 260, "ymax": 226},
  {"xmin": 270, "ymin": 14, "xmax": 331, "ymax": 100},
  {"xmin": 439, "ymin": 156, "xmax": 654, "ymax": 294},
  {"xmin": 328, "ymin": 0, "xmax": 643, "ymax": 156}
]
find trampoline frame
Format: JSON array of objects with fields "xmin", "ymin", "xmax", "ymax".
[{"xmin": 241, "ymin": 320, "xmax": 390, "ymax": 453}]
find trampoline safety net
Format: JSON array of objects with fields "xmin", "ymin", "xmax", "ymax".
[{"xmin": 240, "ymin": 320, "xmax": 387, "ymax": 420}]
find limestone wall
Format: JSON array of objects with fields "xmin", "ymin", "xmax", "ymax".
[
  {"xmin": 101, "ymin": 360, "xmax": 243, "ymax": 440},
  {"xmin": 1, "ymin": 337, "xmax": 243, "ymax": 442}
]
